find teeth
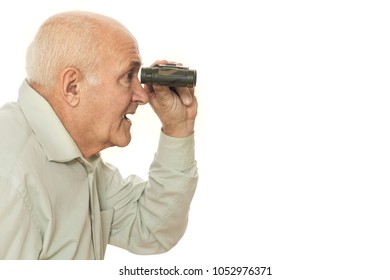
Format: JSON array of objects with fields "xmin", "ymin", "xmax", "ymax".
[{"xmin": 123, "ymin": 114, "xmax": 131, "ymax": 121}]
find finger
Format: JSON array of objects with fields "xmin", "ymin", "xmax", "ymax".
[
  {"xmin": 151, "ymin": 60, "xmax": 181, "ymax": 67},
  {"xmin": 143, "ymin": 83, "xmax": 156, "ymax": 99},
  {"xmin": 151, "ymin": 59, "xmax": 168, "ymax": 66},
  {"xmin": 152, "ymin": 84, "xmax": 173, "ymax": 103},
  {"xmin": 175, "ymin": 87, "xmax": 194, "ymax": 106}
]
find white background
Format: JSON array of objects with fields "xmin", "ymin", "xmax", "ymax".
[{"xmin": 0, "ymin": 1, "xmax": 389, "ymax": 279}]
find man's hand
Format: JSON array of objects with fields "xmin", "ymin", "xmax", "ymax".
[{"xmin": 144, "ymin": 60, "xmax": 198, "ymax": 137}]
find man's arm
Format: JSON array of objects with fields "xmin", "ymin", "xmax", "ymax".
[{"xmin": 106, "ymin": 131, "xmax": 198, "ymax": 254}]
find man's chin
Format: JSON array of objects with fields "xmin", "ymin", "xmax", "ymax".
[
  {"xmin": 110, "ymin": 122, "xmax": 132, "ymax": 148},
  {"xmin": 112, "ymin": 132, "xmax": 131, "ymax": 148},
  {"xmin": 118, "ymin": 136, "xmax": 131, "ymax": 147}
]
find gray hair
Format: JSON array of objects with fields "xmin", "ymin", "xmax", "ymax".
[{"xmin": 26, "ymin": 12, "xmax": 102, "ymax": 90}]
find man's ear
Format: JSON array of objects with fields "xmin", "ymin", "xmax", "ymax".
[{"xmin": 61, "ymin": 68, "xmax": 82, "ymax": 107}]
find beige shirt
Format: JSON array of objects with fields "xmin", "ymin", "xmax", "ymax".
[{"xmin": 0, "ymin": 81, "xmax": 198, "ymax": 259}]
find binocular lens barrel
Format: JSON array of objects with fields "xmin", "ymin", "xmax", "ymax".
[{"xmin": 141, "ymin": 66, "xmax": 197, "ymax": 87}]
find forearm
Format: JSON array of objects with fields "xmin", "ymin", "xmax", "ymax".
[
  {"xmin": 108, "ymin": 131, "xmax": 198, "ymax": 254},
  {"xmin": 144, "ymin": 132, "xmax": 198, "ymax": 250}
]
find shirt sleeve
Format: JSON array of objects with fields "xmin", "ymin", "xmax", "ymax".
[
  {"xmin": 0, "ymin": 176, "xmax": 42, "ymax": 259},
  {"xmin": 106, "ymin": 131, "xmax": 198, "ymax": 254}
]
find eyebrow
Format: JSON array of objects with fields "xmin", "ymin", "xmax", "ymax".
[
  {"xmin": 119, "ymin": 58, "xmax": 142, "ymax": 74},
  {"xmin": 118, "ymin": 58, "xmax": 143, "ymax": 80},
  {"xmin": 128, "ymin": 60, "xmax": 142, "ymax": 70}
]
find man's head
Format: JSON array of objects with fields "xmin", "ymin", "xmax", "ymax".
[{"xmin": 26, "ymin": 11, "xmax": 148, "ymax": 158}]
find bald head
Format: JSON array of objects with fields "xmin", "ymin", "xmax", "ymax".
[{"xmin": 26, "ymin": 11, "xmax": 135, "ymax": 92}]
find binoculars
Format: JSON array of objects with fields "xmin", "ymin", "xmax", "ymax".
[{"xmin": 141, "ymin": 64, "xmax": 197, "ymax": 88}]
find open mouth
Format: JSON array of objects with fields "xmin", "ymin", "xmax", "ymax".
[{"xmin": 123, "ymin": 114, "xmax": 131, "ymax": 121}]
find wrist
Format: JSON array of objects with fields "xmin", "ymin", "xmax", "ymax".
[{"xmin": 162, "ymin": 120, "xmax": 195, "ymax": 138}]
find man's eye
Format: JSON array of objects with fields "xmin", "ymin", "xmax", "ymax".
[{"xmin": 127, "ymin": 72, "xmax": 134, "ymax": 80}]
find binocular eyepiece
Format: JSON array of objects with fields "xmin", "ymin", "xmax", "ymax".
[{"xmin": 141, "ymin": 64, "xmax": 197, "ymax": 88}]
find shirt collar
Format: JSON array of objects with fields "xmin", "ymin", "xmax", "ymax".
[{"xmin": 18, "ymin": 80, "xmax": 83, "ymax": 162}]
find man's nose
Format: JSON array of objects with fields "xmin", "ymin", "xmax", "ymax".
[{"xmin": 132, "ymin": 81, "xmax": 149, "ymax": 105}]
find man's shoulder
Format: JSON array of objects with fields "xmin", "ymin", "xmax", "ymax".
[{"xmin": 0, "ymin": 102, "xmax": 33, "ymax": 177}]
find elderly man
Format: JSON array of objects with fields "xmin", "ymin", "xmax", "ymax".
[{"xmin": 0, "ymin": 11, "xmax": 198, "ymax": 259}]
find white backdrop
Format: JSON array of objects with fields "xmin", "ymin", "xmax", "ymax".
[{"xmin": 1, "ymin": 1, "xmax": 389, "ymax": 279}]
